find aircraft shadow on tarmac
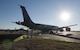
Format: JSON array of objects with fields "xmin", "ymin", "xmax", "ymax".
[{"xmin": 52, "ymin": 33, "xmax": 80, "ymax": 40}]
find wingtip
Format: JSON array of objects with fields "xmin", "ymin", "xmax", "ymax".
[{"xmin": 12, "ymin": 22, "xmax": 16, "ymax": 23}]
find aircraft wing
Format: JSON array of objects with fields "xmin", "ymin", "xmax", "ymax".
[{"xmin": 60, "ymin": 24, "xmax": 77, "ymax": 28}]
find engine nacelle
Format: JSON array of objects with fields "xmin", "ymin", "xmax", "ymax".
[{"xmin": 66, "ymin": 27, "xmax": 71, "ymax": 31}]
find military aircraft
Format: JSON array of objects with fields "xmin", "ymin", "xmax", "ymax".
[{"xmin": 13, "ymin": 5, "xmax": 77, "ymax": 34}]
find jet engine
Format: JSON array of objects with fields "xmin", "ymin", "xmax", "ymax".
[
  {"xmin": 66, "ymin": 27, "xmax": 71, "ymax": 31},
  {"xmin": 59, "ymin": 27, "xmax": 71, "ymax": 32}
]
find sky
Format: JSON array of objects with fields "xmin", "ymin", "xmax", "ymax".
[{"xmin": 0, "ymin": 0, "xmax": 80, "ymax": 31}]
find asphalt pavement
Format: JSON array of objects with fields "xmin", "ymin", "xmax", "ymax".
[{"xmin": 37, "ymin": 31, "xmax": 80, "ymax": 43}]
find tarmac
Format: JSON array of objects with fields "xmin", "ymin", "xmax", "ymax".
[
  {"xmin": 38, "ymin": 31, "xmax": 80, "ymax": 43},
  {"xmin": 0, "ymin": 31, "xmax": 80, "ymax": 43}
]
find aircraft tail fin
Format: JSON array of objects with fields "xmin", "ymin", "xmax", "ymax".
[{"xmin": 20, "ymin": 6, "xmax": 34, "ymax": 24}]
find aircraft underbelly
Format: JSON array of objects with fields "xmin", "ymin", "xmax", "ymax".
[{"xmin": 35, "ymin": 25, "xmax": 58, "ymax": 31}]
